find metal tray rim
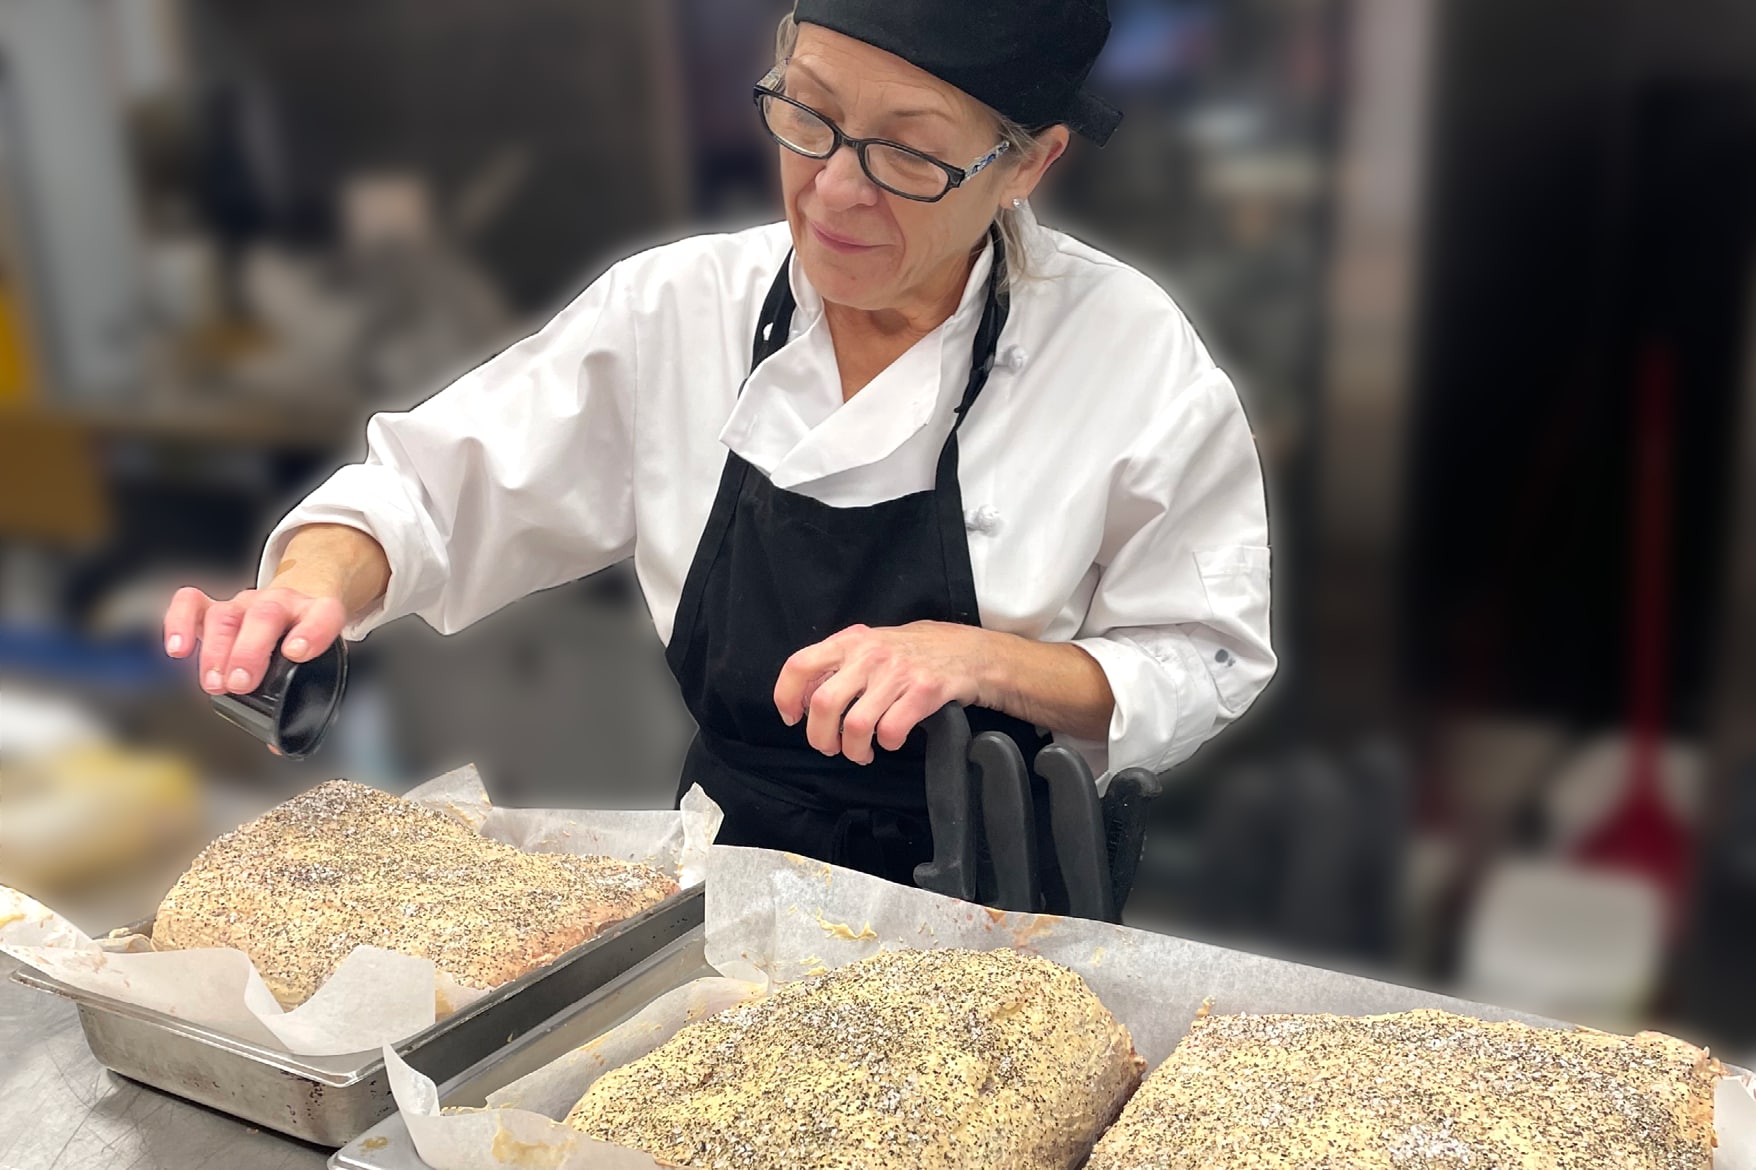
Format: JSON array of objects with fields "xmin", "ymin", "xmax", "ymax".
[
  {"xmin": 10, "ymin": 884, "xmax": 704, "ymax": 1087},
  {"xmin": 330, "ymin": 925, "xmax": 715, "ymax": 1170},
  {"xmin": 413, "ymin": 924, "xmax": 712, "ymax": 1105}
]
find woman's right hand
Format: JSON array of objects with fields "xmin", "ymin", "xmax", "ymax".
[
  {"xmin": 165, "ymin": 524, "xmax": 389, "ymax": 696},
  {"xmin": 163, "ymin": 585, "xmax": 348, "ymax": 695}
]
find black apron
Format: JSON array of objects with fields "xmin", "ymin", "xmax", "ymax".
[{"xmin": 665, "ymin": 233, "xmax": 1050, "ymax": 887}]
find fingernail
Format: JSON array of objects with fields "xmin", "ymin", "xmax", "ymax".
[
  {"xmin": 228, "ymin": 669, "xmax": 251, "ymax": 691},
  {"xmin": 204, "ymin": 670, "xmax": 223, "ymax": 691},
  {"xmin": 285, "ymin": 637, "xmax": 308, "ymax": 658},
  {"xmin": 166, "ymin": 634, "xmax": 184, "ymax": 655}
]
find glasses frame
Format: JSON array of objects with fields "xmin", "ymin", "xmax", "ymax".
[{"xmin": 753, "ymin": 81, "xmax": 1009, "ymax": 204}]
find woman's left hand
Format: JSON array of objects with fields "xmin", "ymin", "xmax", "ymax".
[{"xmin": 773, "ymin": 622, "xmax": 997, "ymax": 765}]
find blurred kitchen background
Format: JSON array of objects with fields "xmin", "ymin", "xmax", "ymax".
[{"xmin": 2, "ymin": 0, "xmax": 1754, "ymax": 1058}]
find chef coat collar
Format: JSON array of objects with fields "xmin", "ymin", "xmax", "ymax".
[{"xmin": 720, "ymin": 233, "xmax": 998, "ymax": 491}]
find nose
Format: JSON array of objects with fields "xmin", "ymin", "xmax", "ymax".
[{"xmin": 814, "ymin": 144, "xmax": 880, "ymax": 212}]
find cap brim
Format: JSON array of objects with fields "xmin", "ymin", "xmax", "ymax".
[{"xmin": 1066, "ymin": 89, "xmax": 1123, "ymax": 146}]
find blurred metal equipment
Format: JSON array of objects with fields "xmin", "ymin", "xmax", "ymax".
[
  {"xmin": 368, "ymin": 570, "xmax": 695, "ymax": 810},
  {"xmin": 1683, "ymin": 228, "xmax": 1756, "ymax": 1044},
  {"xmin": 1710, "ymin": 250, "xmax": 1756, "ymax": 845},
  {"xmin": 1173, "ymin": 742, "xmax": 1413, "ymax": 961},
  {"xmin": 198, "ymin": 0, "xmax": 691, "ymax": 313},
  {"xmin": 1308, "ymin": 0, "xmax": 1436, "ymax": 734},
  {"xmin": 0, "ymin": 0, "xmax": 146, "ymax": 400},
  {"xmin": 334, "ymin": 172, "xmax": 516, "ymax": 404}
]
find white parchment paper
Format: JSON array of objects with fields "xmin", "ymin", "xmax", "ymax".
[
  {"xmin": 387, "ymin": 844, "xmax": 1756, "ymax": 1170},
  {"xmin": 0, "ymin": 766, "xmax": 722, "ymax": 1056}
]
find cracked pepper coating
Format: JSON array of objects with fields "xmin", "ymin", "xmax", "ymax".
[
  {"xmin": 564, "ymin": 947, "xmax": 1143, "ymax": 1170},
  {"xmin": 1086, "ymin": 1008, "xmax": 1720, "ymax": 1170},
  {"xmin": 152, "ymin": 780, "xmax": 679, "ymax": 1008}
]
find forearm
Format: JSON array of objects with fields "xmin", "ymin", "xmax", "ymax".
[
  {"xmin": 975, "ymin": 630, "xmax": 1115, "ymax": 742},
  {"xmin": 269, "ymin": 524, "xmax": 391, "ymax": 621}
]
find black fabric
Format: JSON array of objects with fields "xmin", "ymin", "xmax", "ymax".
[
  {"xmin": 792, "ymin": 0, "xmax": 1122, "ymax": 146},
  {"xmin": 666, "ymin": 233, "xmax": 1051, "ymax": 884},
  {"xmin": 678, "ymin": 735, "xmax": 936, "ymax": 886}
]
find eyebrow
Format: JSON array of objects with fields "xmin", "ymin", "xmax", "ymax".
[{"xmin": 786, "ymin": 58, "xmax": 958, "ymax": 127}]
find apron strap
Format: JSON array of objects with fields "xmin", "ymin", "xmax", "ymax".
[
  {"xmin": 751, "ymin": 252, "xmax": 799, "ymax": 370},
  {"xmin": 949, "ymin": 226, "xmax": 1011, "ymax": 432},
  {"xmin": 751, "ymin": 230, "xmax": 1009, "ymax": 427}
]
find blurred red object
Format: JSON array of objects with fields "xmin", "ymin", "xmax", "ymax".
[{"xmin": 1577, "ymin": 342, "xmax": 1690, "ymax": 901}]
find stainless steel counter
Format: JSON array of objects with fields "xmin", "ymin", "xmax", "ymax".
[{"xmin": 0, "ymin": 958, "xmax": 326, "ymax": 1170}]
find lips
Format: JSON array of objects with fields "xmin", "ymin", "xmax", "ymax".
[{"xmin": 808, "ymin": 221, "xmax": 879, "ymax": 253}]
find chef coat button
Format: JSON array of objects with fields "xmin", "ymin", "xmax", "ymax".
[
  {"xmin": 1215, "ymin": 648, "xmax": 1232, "ymax": 665},
  {"xmin": 1003, "ymin": 346, "xmax": 1029, "ymax": 370},
  {"xmin": 965, "ymin": 506, "xmax": 1002, "ymax": 535}
]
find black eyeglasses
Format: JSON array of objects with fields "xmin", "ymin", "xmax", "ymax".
[{"xmin": 753, "ymin": 80, "xmax": 1008, "ymax": 203}]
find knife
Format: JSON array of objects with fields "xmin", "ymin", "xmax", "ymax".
[
  {"xmin": 972, "ymin": 731, "xmax": 1039, "ymax": 912},
  {"xmin": 1035, "ymin": 744, "xmax": 1115, "ymax": 922},
  {"xmin": 1101, "ymin": 767, "xmax": 1163, "ymax": 920},
  {"xmin": 913, "ymin": 702, "xmax": 978, "ymax": 903}
]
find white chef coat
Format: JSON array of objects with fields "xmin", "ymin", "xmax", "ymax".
[{"xmin": 259, "ymin": 207, "xmax": 1276, "ymax": 778}]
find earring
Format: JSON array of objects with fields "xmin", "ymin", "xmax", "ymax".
[{"xmin": 1011, "ymin": 197, "xmax": 1025, "ymax": 210}]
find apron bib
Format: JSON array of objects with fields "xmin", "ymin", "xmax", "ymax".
[{"xmin": 664, "ymin": 232, "xmax": 1051, "ymax": 886}]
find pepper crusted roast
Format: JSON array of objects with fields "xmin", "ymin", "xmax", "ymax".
[
  {"xmin": 564, "ymin": 947, "xmax": 1143, "ymax": 1170},
  {"xmin": 152, "ymin": 780, "xmax": 679, "ymax": 1008},
  {"xmin": 1085, "ymin": 1007, "xmax": 1720, "ymax": 1170}
]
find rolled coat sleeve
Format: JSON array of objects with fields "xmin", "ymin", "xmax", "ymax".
[{"xmin": 1067, "ymin": 366, "xmax": 1276, "ymax": 777}]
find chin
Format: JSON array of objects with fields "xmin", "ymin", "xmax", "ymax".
[{"xmin": 797, "ymin": 243, "xmax": 896, "ymax": 310}]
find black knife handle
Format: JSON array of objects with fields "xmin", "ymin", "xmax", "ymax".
[
  {"xmin": 1036, "ymin": 744, "xmax": 1115, "ymax": 922},
  {"xmin": 972, "ymin": 732, "xmax": 1039, "ymax": 912},
  {"xmin": 1102, "ymin": 767, "xmax": 1163, "ymax": 918},
  {"xmin": 913, "ymin": 702, "xmax": 977, "ymax": 902}
]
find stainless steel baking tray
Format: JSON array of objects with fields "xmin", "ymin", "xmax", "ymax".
[
  {"xmin": 330, "ymin": 924, "xmax": 714, "ymax": 1170},
  {"xmin": 11, "ymin": 886, "xmax": 704, "ymax": 1147}
]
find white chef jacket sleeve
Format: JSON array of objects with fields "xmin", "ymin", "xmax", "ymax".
[
  {"xmin": 1067, "ymin": 364, "xmax": 1276, "ymax": 778},
  {"xmin": 257, "ymin": 261, "xmax": 641, "ymax": 640}
]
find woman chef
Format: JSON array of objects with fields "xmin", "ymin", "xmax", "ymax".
[{"xmin": 163, "ymin": 0, "xmax": 1276, "ymax": 886}]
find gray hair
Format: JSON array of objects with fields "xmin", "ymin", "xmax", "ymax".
[{"xmin": 773, "ymin": 13, "xmax": 1042, "ymax": 284}]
